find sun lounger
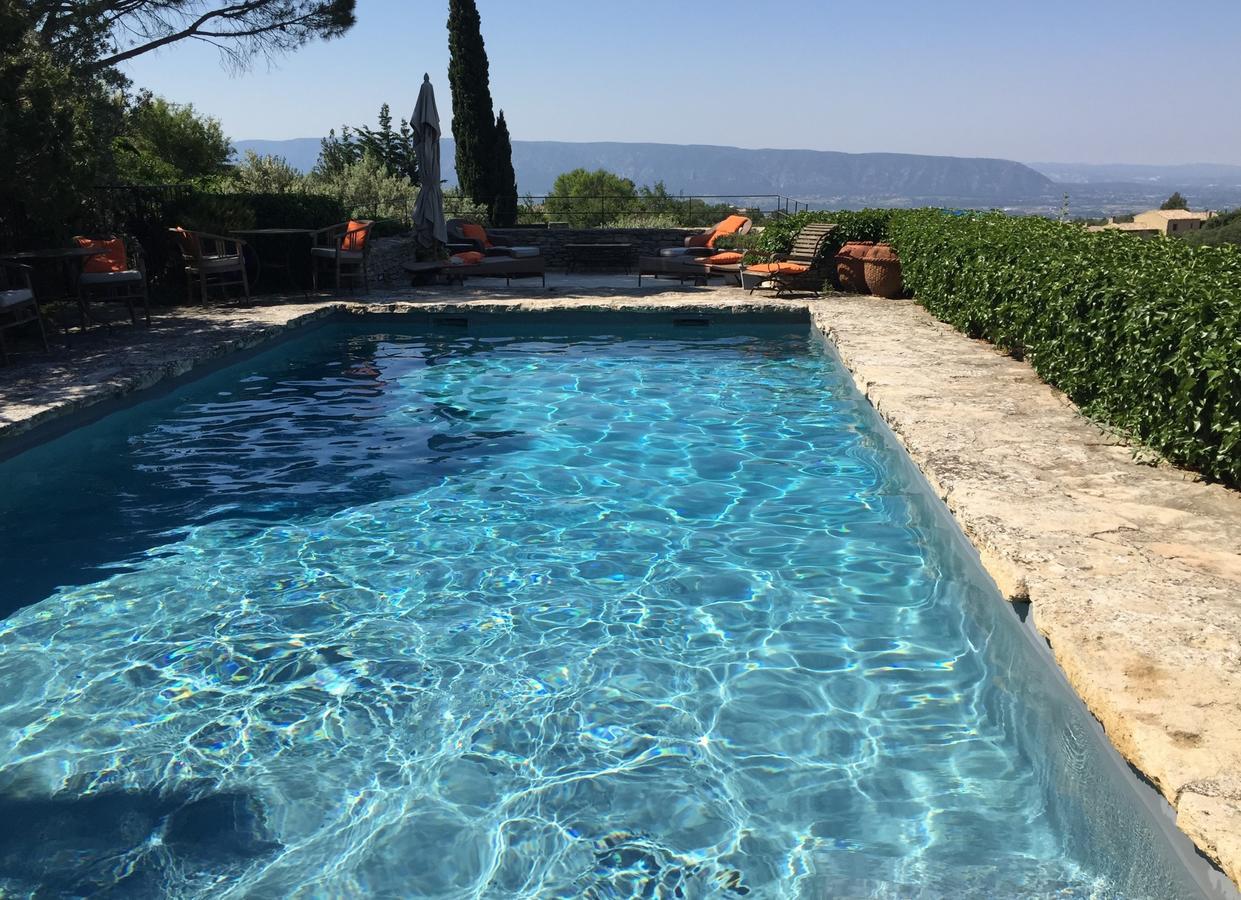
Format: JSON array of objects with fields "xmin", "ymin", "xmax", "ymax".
[{"xmin": 742, "ymin": 223, "xmax": 836, "ymax": 296}]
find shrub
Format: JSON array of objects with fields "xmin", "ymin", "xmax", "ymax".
[
  {"xmin": 608, "ymin": 213, "xmax": 682, "ymax": 229},
  {"xmin": 1181, "ymin": 218, "xmax": 1241, "ymax": 248},
  {"xmin": 174, "ymin": 193, "xmax": 256, "ymax": 233},
  {"xmin": 227, "ymin": 151, "xmax": 305, "ymax": 194},
  {"xmin": 243, "ymin": 192, "xmax": 347, "ymax": 228},
  {"xmin": 306, "ymin": 153, "xmax": 415, "ymax": 223},
  {"xmin": 710, "ymin": 231, "xmax": 764, "ymax": 252},
  {"xmin": 888, "ymin": 209, "xmax": 1241, "ymax": 484},
  {"xmin": 442, "ymin": 188, "xmax": 490, "ymax": 225},
  {"xmin": 545, "ymin": 168, "xmax": 637, "ymax": 227}
]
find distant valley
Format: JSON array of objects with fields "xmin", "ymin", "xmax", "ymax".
[{"xmin": 234, "ymin": 138, "xmax": 1241, "ymax": 217}]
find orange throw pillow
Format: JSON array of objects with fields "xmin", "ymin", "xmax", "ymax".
[
  {"xmin": 450, "ymin": 251, "xmax": 485, "ymax": 265},
  {"xmin": 702, "ymin": 251, "xmax": 743, "ymax": 264},
  {"xmin": 706, "ymin": 215, "xmax": 750, "ymax": 248},
  {"xmin": 76, "ymin": 236, "xmax": 128, "ymax": 273},
  {"xmin": 460, "ymin": 223, "xmax": 492, "ymax": 248},
  {"xmin": 746, "ymin": 262, "xmax": 809, "ymax": 275},
  {"xmin": 341, "ymin": 220, "xmax": 369, "ymax": 251}
]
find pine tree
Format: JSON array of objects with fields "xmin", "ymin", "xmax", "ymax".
[
  {"xmin": 447, "ymin": 0, "xmax": 497, "ymax": 211},
  {"xmin": 1160, "ymin": 191, "xmax": 1189, "ymax": 211},
  {"xmin": 491, "ymin": 110, "xmax": 518, "ymax": 226},
  {"xmin": 396, "ymin": 117, "xmax": 419, "ymax": 184},
  {"xmin": 314, "ymin": 126, "xmax": 360, "ymax": 178},
  {"xmin": 356, "ymin": 103, "xmax": 418, "ymax": 183}
]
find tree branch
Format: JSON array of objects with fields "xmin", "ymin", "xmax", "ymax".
[{"xmin": 89, "ymin": 0, "xmax": 268, "ymax": 68}]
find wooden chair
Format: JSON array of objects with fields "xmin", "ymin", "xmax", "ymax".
[
  {"xmin": 742, "ymin": 222, "xmax": 837, "ymax": 297},
  {"xmin": 0, "ymin": 261, "xmax": 49, "ymax": 364},
  {"xmin": 169, "ymin": 228, "xmax": 250, "ymax": 304},
  {"xmin": 311, "ymin": 220, "xmax": 373, "ymax": 291},
  {"xmin": 74, "ymin": 235, "xmax": 151, "ymax": 326}
]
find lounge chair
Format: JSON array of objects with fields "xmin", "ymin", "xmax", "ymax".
[
  {"xmin": 312, "ymin": 219, "xmax": 374, "ymax": 291},
  {"xmin": 636, "ymin": 214, "xmax": 751, "ymax": 284},
  {"xmin": 417, "ymin": 219, "xmax": 543, "ymax": 287},
  {"xmin": 446, "ymin": 219, "xmax": 542, "ymax": 260},
  {"xmin": 658, "ymin": 214, "xmax": 752, "ymax": 259},
  {"xmin": 441, "ymin": 249, "xmax": 546, "ymax": 287},
  {"xmin": 169, "ymin": 228, "xmax": 250, "ymax": 303},
  {"xmin": 742, "ymin": 222, "xmax": 837, "ymax": 297},
  {"xmin": 74, "ymin": 235, "xmax": 151, "ymax": 326},
  {"xmin": 0, "ymin": 261, "xmax": 48, "ymax": 364},
  {"xmin": 637, "ymin": 252, "xmax": 743, "ymax": 287}
]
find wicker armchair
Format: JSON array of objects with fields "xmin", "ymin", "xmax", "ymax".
[
  {"xmin": 742, "ymin": 222, "xmax": 837, "ymax": 296},
  {"xmin": 0, "ymin": 261, "xmax": 48, "ymax": 364},
  {"xmin": 311, "ymin": 220, "xmax": 373, "ymax": 291},
  {"xmin": 169, "ymin": 228, "xmax": 250, "ymax": 304}
]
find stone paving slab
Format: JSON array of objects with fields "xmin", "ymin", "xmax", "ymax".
[
  {"xmin": 2, "ymin": 289, "xmax": 1240, "ymax": 884},
  {"xmin": 810, "ymin": 295, "xmax": 1241, "ymax": 886}
]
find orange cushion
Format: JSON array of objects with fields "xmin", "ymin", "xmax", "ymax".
[
  {"xmin": 341, "ymin": 220, "xmax": 369, "ymax": 252},
  {"xmin": 702, "ymin": 251, "xmax": 743, "ymax": 264},
  {"xmin": 450, "ymin": 251, "xmax": 485, "ymax": 265},
  {"xmin": 746, "ymin": 262, "xmax": 809, "ymax": 275},
  {"xmin": 76, "ymin": 236, "xmax": 128, "ymax": 273},
  {"xmin": 460, "ymin": 223, "xmax": 492, "ymax": 248},
  {"xmin": 706, "ymin": 215, "xmax": 750, "ymax": 248}
]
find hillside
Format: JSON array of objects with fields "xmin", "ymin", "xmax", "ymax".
[
  {"xmin": 234, "ymin": 138, "xmax": 1055, "ymax": 205},
  {"xmin": 1028, "ymin": 161, "xmax": 1241, "ymax": 186}
]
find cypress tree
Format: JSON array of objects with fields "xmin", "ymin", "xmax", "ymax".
[
  {"xmin": 447, "ymin": 0, "xmax": 497, "ymax": 211},
  {"xmin": 492, "ymin": 110, "xmax": 518, "ymax": 226}
]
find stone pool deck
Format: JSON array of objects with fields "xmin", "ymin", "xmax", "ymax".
[{"xmin": 2, "ymin": 289, "xmax": 1239, "ymax": 886}]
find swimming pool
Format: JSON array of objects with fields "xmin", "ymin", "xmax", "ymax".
[{"xmin": 0, "ymin": 314, "xmax": 1211, "ymax": 897}]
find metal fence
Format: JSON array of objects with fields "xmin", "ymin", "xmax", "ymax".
[{"xmin": 445, "ymin": 194, "xmax": 813, "ymax": 228}]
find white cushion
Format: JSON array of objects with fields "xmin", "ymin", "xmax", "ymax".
[
  {"xmin": 79, "ymin": 270, "xmax": 142, "ymax": 285},
  {"xmin": 506, "ymin": 246, "xmax": 540, "ymax": 258},
  {"xmin": 0, "ymin": 289, "xmax": 34, "ymax": 308},
  {"xmin": 192, "ymin": 257, "xmax": 244, "ymax": 272},
  {"xmin": 311, "ymin": 247, "xmax": 363, "ymax": 261}
]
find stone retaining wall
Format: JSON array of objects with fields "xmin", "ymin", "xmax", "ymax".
[
  {"xmin": 486, "ymin": 228, "xmax": 701, "ymax": 268},
  {"xmin": 367, "ymin": 228, "xmax": 704, "ymax": 285}
]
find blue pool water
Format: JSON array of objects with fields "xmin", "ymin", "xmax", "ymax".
[{"xmin": 0, "ymin": 315, "xmax": 1208, "ymax": 897}]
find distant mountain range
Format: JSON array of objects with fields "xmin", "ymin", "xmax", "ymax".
[
  {"xmin": 1027, "ymin": 162, "xmax": 1241, "ymax": 187},
  {"xmin": 234, "ymin": 138, "xmax": 1055, "ymax": 206},
  {"xmin": 232, "ymin": 137, "xmax": 1241, "ymax": 215}
]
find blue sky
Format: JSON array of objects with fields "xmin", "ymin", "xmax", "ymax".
[{"xmin": 121, "ymin": 0, "xmax": 1241, "ymax": 164}]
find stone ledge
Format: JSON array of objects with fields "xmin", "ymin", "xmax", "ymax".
[{"xmin": 810, "ymin": 295, "xmax": 1241, "ymax": 887}]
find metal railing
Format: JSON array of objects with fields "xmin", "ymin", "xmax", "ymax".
[{"xmin": 445, "ymin": 193, "xmax": 813, "ymax": 227}]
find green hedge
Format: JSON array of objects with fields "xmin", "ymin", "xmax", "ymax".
[
  {"xmin": 244, "ymin": 192, "xmax": 349, "ymax": 229},
  {"xmin": 887, "ymin": 209, "xmax": 1241, "ymax": 484}
]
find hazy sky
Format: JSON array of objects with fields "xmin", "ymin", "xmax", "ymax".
[{"xmin": 120, "ymin": 0, "xmax": 1241, "ymax": 165}]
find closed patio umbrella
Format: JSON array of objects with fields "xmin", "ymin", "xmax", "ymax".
[{"xmin": 411, "ymin": 73, "xmax": 447, "ymax": 249}]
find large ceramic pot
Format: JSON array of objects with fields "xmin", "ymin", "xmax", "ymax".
[
  {"xmin": 862, "ymin": 243, "xmax": 903, "ymax": 298},
  {"xmin": 833, "ymin": 242, "xmax": 873, "ymax": 293}
]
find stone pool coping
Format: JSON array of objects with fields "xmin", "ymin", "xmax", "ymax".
[{"xmin": 2, "ymin": 292, "xmax": 1239, "ymax": 886}]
